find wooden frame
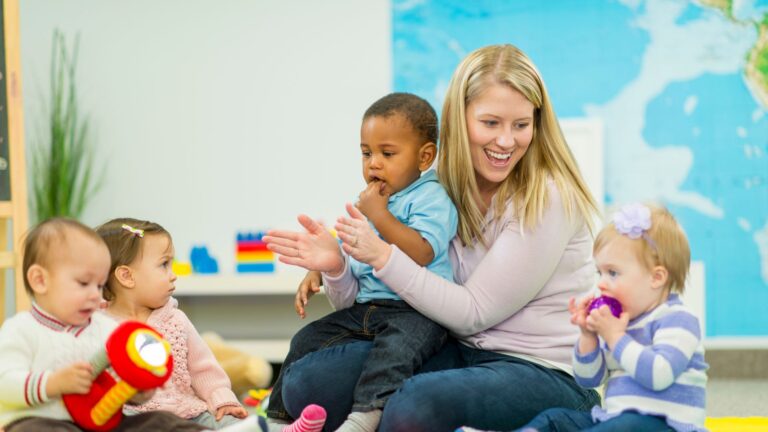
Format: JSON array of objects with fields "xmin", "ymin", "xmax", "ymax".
[{"xmin": 0, "ymin": 0, "xmax": 30, "ymax": 321}]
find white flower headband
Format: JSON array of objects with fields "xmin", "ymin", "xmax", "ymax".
[{"xmin": 612, "ymin": 203, "xmax": 656, "ymax": 249}]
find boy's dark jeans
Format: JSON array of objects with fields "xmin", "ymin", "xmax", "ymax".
[{"xmin": 266, "ymin": 299, "xmax": 447, "ymax": 421}]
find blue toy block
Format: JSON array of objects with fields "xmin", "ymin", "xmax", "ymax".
[
  {"xmin": 237, "ymin": 231, "xmax": 267, "ymax": 242},
  {"xmin": 190, "ymin": 246, "xmax": 219, "ymax": 274},
  {"xmin": 236, "ymin": 262, "xmax": 275, "ymax": 273}
]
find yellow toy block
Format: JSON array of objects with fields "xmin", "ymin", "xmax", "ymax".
[
  {"xmin": 236, "ymin": 251, "xmax": 274, "ymax": 262},
  {"xmin": 706, "ymin": 417, "xmax": 768, "ymax": 432},
  {"xmin": 172, "ymin": 261, "xmax": 192, "ymax": 276}
]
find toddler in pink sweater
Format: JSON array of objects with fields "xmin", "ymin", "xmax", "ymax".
[{"xmin": 95, "ymin": 218, "xmax": 326, "ymax": 432}]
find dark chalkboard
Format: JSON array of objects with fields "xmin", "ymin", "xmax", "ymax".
[{"xmin": 0, "ymin": 0, "xmax": 10, "ymax": 201}]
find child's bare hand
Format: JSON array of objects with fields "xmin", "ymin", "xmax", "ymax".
[
  {"xmin": 356, "ymin": 181, "xmax": 389, "ymax": 221},
  {"xmin": 216, "ymin": 405, "xmax": 248, "ymax": 420},
  {"xmin": 586, "ymin": 306, "xmax": 629, "ymax": 348},
  {"xmin": 569, "ymin": 295, "xmax": 595, "ymax": 334},
  {"xmin": 295, "ymin": 271, "xmax": 322, "ymax": 318},
  {"xmin": 46, "ymin": 362, "xmax": 93, "ymax": 398}
]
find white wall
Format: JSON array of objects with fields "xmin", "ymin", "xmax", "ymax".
[
  {"xmin": 20, "ymin": 0, "xmax": 391, "ymax": 271},
  {"xmin": 559, "ymin": 118, "xmax": 604, "ymax": 218},
  {"xmin": 19, "ymin": 1, "xmax": 609, "ymax": 278}
]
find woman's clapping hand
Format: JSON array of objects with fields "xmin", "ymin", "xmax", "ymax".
[
  {"xmin": 264, "ymin": 215, "xmax": 344, "ymax": 276},
  {"xmin": 335, "ymin": 203, "xmax": 392, "ymax": 271}
]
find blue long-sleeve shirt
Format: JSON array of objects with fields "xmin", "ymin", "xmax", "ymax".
[
  {"xmin": 574, "ymin": 294, "xmax": 708, "ymax": 431},
  {"xmin": 325, "ymin": 170, "xmax": 457, "ymax": 305}
]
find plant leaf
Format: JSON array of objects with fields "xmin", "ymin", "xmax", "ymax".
[{"xmin": 29, "ymin": 29, "xmax": 103, "ymax": 222}]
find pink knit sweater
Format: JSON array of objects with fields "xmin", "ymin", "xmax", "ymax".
[{"xmin": 114, "ymin": 298, "xmax": 239, "ymax": 419}]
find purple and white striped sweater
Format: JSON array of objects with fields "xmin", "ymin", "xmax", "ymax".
[{"xmin": 574, "ymin": 294, "xmax": 708, "ymax": 432}]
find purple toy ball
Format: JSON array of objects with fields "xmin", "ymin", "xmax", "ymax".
[{"xmin": 588, "ymin": 296, "xmax": 623, "ymax": 318}]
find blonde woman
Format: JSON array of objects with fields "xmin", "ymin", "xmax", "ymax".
[{"xmin": 266, "ymin": 44, "xmax": 601, "ymax": 432}]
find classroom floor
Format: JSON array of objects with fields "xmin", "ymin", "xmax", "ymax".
[{"xmin": 707, "ymin": 379, "xmax": 768, "ymax": 417}]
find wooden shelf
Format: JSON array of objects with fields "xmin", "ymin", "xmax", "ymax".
[
  {"xmin": 174, "ymin": 273, "xmax": 324, "ymax": 296},
  {"xmin": 174, "ymin": 273, "xmax": 333, "ymax": 363},
  {"xmin": 228, "ymin": 339, "xmax": 291, "ymax": 363}
]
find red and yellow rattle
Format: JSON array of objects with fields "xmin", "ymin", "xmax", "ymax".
[{"xmin": 63, "ymin": 321, "xmax": 173, "ymax": 431}]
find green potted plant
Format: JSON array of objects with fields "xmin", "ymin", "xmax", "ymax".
[{"xmin": 30, "ymin": 29, "xmax": 101, "ymax": 222}]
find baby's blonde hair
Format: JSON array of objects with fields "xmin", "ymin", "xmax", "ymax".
[
  {"xmin": 438, "ymin": 44, "xmax": 598, "ymax": 246},
  {"xmin": 22, "ymin": 217, "xmax": 105, "ymax": 297},
  {"xmin": 594, "ymin": 205, "xmax": 691, "ymax": 293}
]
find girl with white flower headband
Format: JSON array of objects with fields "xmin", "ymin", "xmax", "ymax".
[{"xmin": 512, "ymin": 203, "xmax": 708, "ymax": 432}]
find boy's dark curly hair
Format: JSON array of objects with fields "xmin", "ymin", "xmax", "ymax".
[{"xmin": 363, "ymin": 92, "xmax": 438, "ymax": 145}]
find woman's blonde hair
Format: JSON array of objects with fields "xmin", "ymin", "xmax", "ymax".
[
  {"xmin": 594, "ymin": 205, "xmax": 691, "ymax": 293},
  {"xmin": 438, "ymin": 44, "xmax": 598, "ymax": 246},
  {"xmin": 95, "ymin": 217, "xmax": 170, "ymax": 301}
]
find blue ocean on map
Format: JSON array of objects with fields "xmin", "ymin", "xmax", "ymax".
[{"xmin": 393, "ymin": 0, "xmax": 768, "ymax": 336}]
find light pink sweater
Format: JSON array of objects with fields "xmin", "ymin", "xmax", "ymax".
[
  {"xmin": 325, "ymin": 181, "xmax": 594, "ymax": 369},
  {"xmin": 117, "ymin": 298, "xmax": 239, "ymax": 419}
]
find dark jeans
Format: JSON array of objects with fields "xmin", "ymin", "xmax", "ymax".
[
  {"xmin": 518, "ymin": 407, "xmax": 674, "ymax": 431},
  {"xmin": 266, "ymin": 300, "xmax": 447, "ymax": 421},
  {"xmin": 4, "ymin": 411, "xmax": 207, "ymax": 431},
  {"xmin": 281, "ymin": 338, "xmax": 601, "ymax": 432}
]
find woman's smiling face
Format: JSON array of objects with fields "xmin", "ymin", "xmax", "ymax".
[{"xmin": 465, "ymin": 83, "xmax": 535, "ymax": 194}]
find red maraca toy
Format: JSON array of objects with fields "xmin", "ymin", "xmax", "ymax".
[
  {"xmin": 587, "ymin": 296, "xmax": 623, "ymax": 318},
  {"xmin": 63, "ymin": 321, "xmax": 173, "ymax": 431}
]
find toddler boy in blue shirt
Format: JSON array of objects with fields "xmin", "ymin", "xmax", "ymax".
[{"xmin": 266, "ymin": 93, "xmax": 458, "ymax": 432}]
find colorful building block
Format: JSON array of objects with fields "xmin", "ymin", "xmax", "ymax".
[
  {"xmin": 172, "ymin": 261, "xmax": 192, "ymax": 276},
  {"xmin": 235, "ymin": 231, "xmax": 275, "ymax": 273},
  {"xmin": 190, "ymin": 246, "xmax": 219, "ymax": 274}
]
